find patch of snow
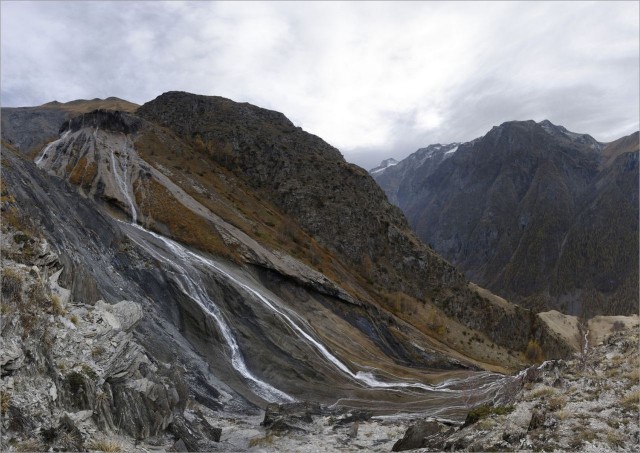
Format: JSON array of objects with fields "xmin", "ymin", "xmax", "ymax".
[
  {"xmin": 444, "ymin": 146, "xmax": 459, "ymax": 156},
  {"xmin": 540, "ymin": 122, "xmax": 555, "ymax": 135},
  {"xmin": 370, "ymin": 158, "xmax": 399, "ymax": 175}
]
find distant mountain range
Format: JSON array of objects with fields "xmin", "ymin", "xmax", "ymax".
[{"xmin": 371, "ymin": 120, "xmax": 639, "ymax": 316}]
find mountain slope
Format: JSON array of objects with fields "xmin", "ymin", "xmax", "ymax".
[
  {"xmin": 371, "ymin": 121, "xmax": 639, "ymax": 316},
  {"xmin": 1, "ymin": 94, "xmax": 609, "ymax": 451}
]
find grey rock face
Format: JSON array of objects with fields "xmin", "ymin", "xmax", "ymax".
[
  {"xmin": 1, "ymin": 106, "xmax": 69, "ymax": 153},
  {"xmin": 0, "ymin": 225, "xmax": 201, "ymax": 449},
  {"xmin": 0, "ymin": 339, "xmax": 25, "ymax": 375},
  {"xmin": 95, "ymin": 299, "xmax": 143, "ymax": 332}
]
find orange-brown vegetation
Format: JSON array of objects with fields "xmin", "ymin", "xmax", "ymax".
[
  {"xmin": 525, "ymin": 338, "xmax": 545, "ymax": 363},
  {"xmin": 134, "ymin": 177, "xmax": 241, "ymax": 264},
  {"xmin": 68, "ymin": 157, "xmax": 98, "ymax": 190}
]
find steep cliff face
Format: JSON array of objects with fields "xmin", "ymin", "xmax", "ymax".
[{"xmin": 372, "ymin": 121, "xmax": 639, "ymax": 316}]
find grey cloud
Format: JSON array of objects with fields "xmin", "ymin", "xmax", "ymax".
[{"xmin": 1, "ymin": 1, "xmax": 638, "ymax": 168}]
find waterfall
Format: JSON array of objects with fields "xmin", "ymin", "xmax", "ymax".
[
  {"xmin": 126, "ymin": 222, "xmax": 513, "ymax": 398},
  {"xmin": 108, "ymin": 134, "xmax": 138, "ymax": 224},
  {"xmin": 34, "ymin": 128, "xmax": 72, "ymax": 166},
  {"xmin": 126, "ymin": 223, "xmax": 294, "ymax": 403}
]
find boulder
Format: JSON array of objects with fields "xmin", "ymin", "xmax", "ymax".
[
  {"xmin": 332, "ymin": 410, "xmax": 372, "ymax": 428},
  {"xmin": 262, "ymin": 401, "xmax": 322, "ymax": 432},
  {"xmin": 169, "ymin": 414, "xmax": 222, "ymax": 451},
  {"xmin": 392, "ymin": 420, "xmax": 446, "ymax": 452},
  {"xmin": 95, "ymin": 300, "xmax": 143, "ymax": 332},
  {"xmin": 0, "ymin": 339, "xmax": 24, "ymax": 375}
]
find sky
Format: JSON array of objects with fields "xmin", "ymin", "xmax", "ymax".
[{"xmin": 2, "ymin": 1, "xmax": 639, "ymax": 169}]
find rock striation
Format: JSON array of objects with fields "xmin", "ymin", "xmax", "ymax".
[{"xmin": 1, "ymin": 225, "xmax": 199, "ymax": 450}]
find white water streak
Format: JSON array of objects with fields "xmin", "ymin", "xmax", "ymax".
[
  {"xmin": 109, "ymin": 134, "xmax": 137, "ymax": 224},
  {"xmin": 126, "ymin": 223, "xmax": 293, "ymax": 403},
  {"xmin": 34, "ymin": 128, "xmax": 72, "ymax": 166}
]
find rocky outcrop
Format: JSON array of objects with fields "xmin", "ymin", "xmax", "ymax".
[
  {"xmin": 1, "ymin": 98, "xmax": 139, "ymax": 156},
  {"xmin": 66, "ymin": 109, "xmax": 142, "ymax": 135},
  {"xmin": 390, "ymin": 327, "xmax": 640, "ymax": 452},
  {"xmin": 0, "ymin": 223, "xmax": 220, "ymax": 451},
  {"xmin": 391, "ymin": 419, "xmax": 454, "ymax": 451},
  {"xmin": 261, "ymin": 401, "xmax": 327, "ymax": 433}
]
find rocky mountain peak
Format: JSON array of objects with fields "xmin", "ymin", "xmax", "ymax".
[
  {"xmin": 139, "ymin": 91, "xmax": 301, "ymax": 140},
  {"xmin": 372, "ymin": 119, "xmax": 638, "ymax": 316}
]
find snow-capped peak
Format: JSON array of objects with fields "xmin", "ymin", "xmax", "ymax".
[{"xmin": 369, "ymin": 158, "xmax": 399, "ymax": 175}]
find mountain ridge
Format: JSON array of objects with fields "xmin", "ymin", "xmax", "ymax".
[{"xmin": 371, "ymin": 119, "xmax": 639, "ymax": 316}]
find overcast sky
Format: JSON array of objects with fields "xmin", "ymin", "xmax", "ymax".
[{"xmin": 2, "ymin": 1, "xmax": 638, "ymax": 169}]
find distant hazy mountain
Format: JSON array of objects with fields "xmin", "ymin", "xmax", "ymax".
[{"xmin": 371, "ymin": 120, "xmax": 639, "ymax": 317}]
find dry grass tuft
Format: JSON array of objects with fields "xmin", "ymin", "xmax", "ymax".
[
  {"xmin": 51, "ymin": 294, "xmax": 66, "ymax": 315},
  {"xmin": 620, "ymin": 391, "xmax": 640, "ymax": 411},
  {"xmin": 0, "ymin": 391, "xmax": 11, "ymax": 415},
  {"xmin": 547, "ymin": 395, "xmax": 566, "ymax": 412},
  {"xmin": 16, "ymin": 438, "xmax": 45, "ymax": 452},
  {"xmin": 526, "ymin": 386, "xmax": 556, "ymax": 401},
  {"xmin": 622, "ymin": 369, "xmax": 640, "ymax": 386},
  {"xmin": 1, "ymin": 268, "xmax": 23, "ymax": 303}
]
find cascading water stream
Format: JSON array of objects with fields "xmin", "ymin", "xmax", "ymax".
[
  {"xmin": 104, "ymin": 139, "xmax": 293, "ymax": 401},
  {"xmin": 34, "ymin": 128, "xmax": 72, "ymax": 166},
  {"xmin": 179, "ymin": 243, "xmax": 461, "ymax": 393},
  {"xmin": 126, "ymin": 225, "xmax": 294, "ymax": 403},
  {"xmin": 128, "ymin": 222, "xmax": 516, "ymax": 399},
  {"xmin": 109, "ymin": 134, "xmax": 137, "ymax": 224}
]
